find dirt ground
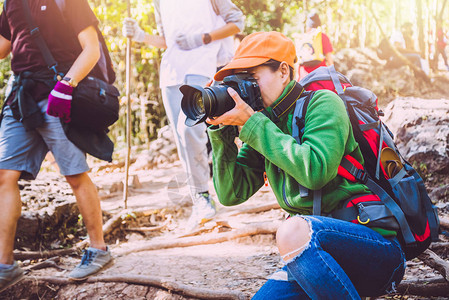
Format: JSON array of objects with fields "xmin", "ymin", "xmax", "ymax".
[
  {"xmin": 2, "ymin": 157, "xmax": 448, "ymax": 300},
  {"xmin": 2, "ymin": 161, "xmax": 287, "ymax": 299},
  {"xmin": 3, "ymin": 90, "xmax": 449, "ymax": 299}
]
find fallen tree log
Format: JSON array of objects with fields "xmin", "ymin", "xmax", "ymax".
[
  {"xmin": 125, "ymin": 215, "xmax": 172, "ymax": 233},
  {"xmin": 102, "ymin": 210, "xmax": 128, "ymax": 237},
  {"xmin": 418, "ymin": 249, "xmax": 449, "ymax": 282},
  {"xmin": 14, "ymin": 239, "xmax": 90, "ymax": 261},
  {"xmin": 14, "ymin": 248, "xmax": 79, "ymax": 261},
  {"xmin": 430, "ymin": 242, "xmax": 449, "ymax": 252},
  {"xmin": 117, "ymin": 221, "xmax": 281, "ymax": 256},
  {"xmin": 104, "ymin": 208, "xmax": 169, "ymax": 233},
  {"xmin": 13, "ymin": 209, "xmax": 160, "ymax": 260},
  {"xmin": 24, "ymin": 256, "xmax": 67, "ymax": 272},
  {"xmin": 14, "ymin": 211, "xmax": 126, "ymax": 261},
  {"xmin": 228, "ymin": 203, "xmax": 281, "ymax": 216},
  {"xmin": 22, "ymin": 275, "xmax": 246, "ymax": 300},
  {"xmin": 397, "ymin": 277, "xmax": 449, "ymax": 297}
]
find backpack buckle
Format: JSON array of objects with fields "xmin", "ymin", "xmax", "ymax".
[{"xmin": 355, "ymin": 169, "xmax": 368, "ymax": 183}]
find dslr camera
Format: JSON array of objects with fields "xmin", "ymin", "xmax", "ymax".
[{"xmin": 180, "ymin": 73, "xmax": 264, "ymax": 126}]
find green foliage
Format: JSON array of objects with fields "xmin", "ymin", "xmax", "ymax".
[
  {"xmin": 0, "ymin": 0, "xmax": 448, "ymax": 151},
  {"xmin": 0, "ymin": 57, "xmax": 11, "ymax": 107},
  {"xmin": 87, "ymin": 0, "xmax": 166, "ymax": 150},
  {"xmin": 77, "ymin": 214, "xmax": 84, "ymax": 227},
  {"xmin": 412, "ymin": 161, "xmax": 430, "ymax": 181}
]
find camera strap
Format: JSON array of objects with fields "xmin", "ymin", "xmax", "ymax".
[{"xmin": 271, "ymin": 82, "xmax": 305, "ymax": 121}]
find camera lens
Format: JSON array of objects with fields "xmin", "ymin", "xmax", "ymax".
[
  {"xmin": 192, "ymin": 91, "xmax": 205, "ymax": 115},
  {"xmin": 180, "ymin": 74, "xmax": 261, "ymax": 127},
  {"xmin": 180, "ymin": 84, "xmax": 235, "ymax": 127},
  {"xmin": 204, "ymin": 86, "xmax": 235, "ymax": 117}
]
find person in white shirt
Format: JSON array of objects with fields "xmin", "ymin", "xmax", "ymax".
[{"xmin": 123, "ymin": 0, "xmax": 244, "ymax": 230}]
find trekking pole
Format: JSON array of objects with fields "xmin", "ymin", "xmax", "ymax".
[{"xmin": 123, "ymin": 0, "xmax": 132, "ymax": 209}]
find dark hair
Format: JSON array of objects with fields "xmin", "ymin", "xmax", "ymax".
[
  {"xmin": 307, "ymin": 12, "xmax": 321, "ymax": 29},
  {"xmin": 261, "ymin": 59, "xmax": 295, "ymax": 81}
]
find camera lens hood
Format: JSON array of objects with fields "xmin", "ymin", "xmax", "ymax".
[{"xmin": 180, "ymin": 84, "xmax": 208, "ymax": 126}]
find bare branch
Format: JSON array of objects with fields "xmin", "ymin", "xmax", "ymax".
[
  {"xmin": 22, "ymin": 275, "xmax": 246, "ymax": 300},
  {"xmin": 418, "ymin": 249, "xmax": 449, "ymax": 282}
]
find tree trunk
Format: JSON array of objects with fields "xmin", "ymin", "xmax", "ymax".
[
  {"xmin": 416, "ymin": 0, "xmax": 426, "ymax": 56},
  {"xmin": 303, "ymin": 0, "xmax": 308, "ymax": 33},
  {"xmin": 393, "ymin": 1, "xmax": 399, "ymax": 30},
  {"xmin": 360, "ymin": 3, "xmax": 367, "ymax": 48},
  {"xmin": 438, "ymin": 0, "xmax": 448, "ymax": 21}
]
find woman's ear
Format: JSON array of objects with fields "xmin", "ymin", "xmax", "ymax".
[{"xmin": 280, "ymin": 61, "xmax": 291, "ymax": 83}]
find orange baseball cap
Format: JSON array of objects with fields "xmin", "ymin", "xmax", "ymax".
[{"xmin": 214, "ymin": 31, "xmax": 297, "ymax": 81}]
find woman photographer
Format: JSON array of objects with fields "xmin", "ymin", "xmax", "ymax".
[{"xmin": 206, "ymin": 31, "xmax": 405, "ymax": 299}]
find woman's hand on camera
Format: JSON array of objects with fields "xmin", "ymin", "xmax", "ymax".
[{"xmin": 207, "ymin": 87, "xmax": 255, "ymax": 126}]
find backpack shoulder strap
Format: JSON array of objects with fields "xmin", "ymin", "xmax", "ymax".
[
  {"xmin": 20, "ymin": 0, "xmax": 59, "ymax": 76},
  {"xmin": 291, "ymin": 91, "xmax": 314, "ymax": 199},
  {"xmin": 292, "ymin": 91, "xmax": 313, "ymax": 144}
]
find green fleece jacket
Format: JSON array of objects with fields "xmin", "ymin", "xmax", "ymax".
[
  {"xmin": 208, "ymin": 81, "xmax": 396, "ymax": 236},
  {"xmin": 208, "ymin": 80, "xmax": 372, "ymax": 212}
]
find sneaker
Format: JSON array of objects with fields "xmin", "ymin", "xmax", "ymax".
[
  {"xmin": 0, "ymin": 261, "xmax": 25, "ymax": 293},
  {"xmin": 69, "ymin": 247, "xmax": 112, "ymax": 281},
  {"xmin": 185, "ymin": 192, "xmax": 216, "ymax": 231}
]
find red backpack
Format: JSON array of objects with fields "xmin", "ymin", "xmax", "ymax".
[{"xmin": 294, "ymin": 66, "xmax": 440, "ymax": 260}]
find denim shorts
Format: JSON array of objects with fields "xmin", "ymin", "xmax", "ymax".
[
  {"xmin": 253, "ymin": 215, "xmax": 406, "ymax": 299},
  {"xmin": 0, "ymin": 100, "xmax": 89, "ymax": 179}
]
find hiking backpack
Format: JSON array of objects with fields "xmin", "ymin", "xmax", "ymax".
[
  {"xmin": 295, "ymin": 28, "xmax": 325, "ymax": 67},
  {"xmin": 294, "ymin": 66, "xmax": 440, "ymax": 260}
]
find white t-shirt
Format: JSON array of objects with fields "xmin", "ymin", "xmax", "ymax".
[{"xmin": 154, "ymin": 0, "xmax": 244, "ymax": 87}]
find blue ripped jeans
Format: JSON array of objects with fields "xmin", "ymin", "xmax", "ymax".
[{"xmin": 253, "ymin": 216, "xmax": 406, "ymax": 300}]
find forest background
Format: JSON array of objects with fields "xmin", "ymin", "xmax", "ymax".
[{"xmin": 0, "ymin": 0, "xmax": 447, "ymax": 157}]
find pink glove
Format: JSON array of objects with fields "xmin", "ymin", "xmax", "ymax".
[{"xmin": 47, "ymin": 81, "xmax": 73, "ymax": 123}]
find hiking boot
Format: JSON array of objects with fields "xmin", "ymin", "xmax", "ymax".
[
  {"xmin": 0, "ymin": 261, "xmax": 25, "ymax": 293},
  {"xmin": 185, "ymin": 192, "xmax": 216, "ymax": 231},
  {"xmin": 69, "ymin": 247, "xmax": 112, "ymax": 281}
]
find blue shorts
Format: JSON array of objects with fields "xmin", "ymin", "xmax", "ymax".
[{"xmin": 0, "ymin": 99, "xmax": 89, "ymax": 179}]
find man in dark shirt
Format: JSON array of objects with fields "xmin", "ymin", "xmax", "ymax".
[{"xmin": 0, "ymin": 0, "xmax": 112, "ymax": 292}]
